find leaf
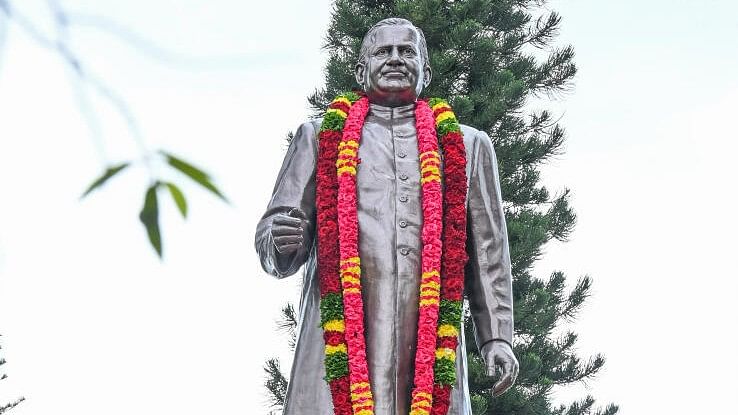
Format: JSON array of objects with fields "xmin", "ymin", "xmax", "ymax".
[
  {"xmin": 139, "ymin": 183, "xmax": 162, "ymax": 258},
  {"xmin": 160, "ymin": 151, "xmax": 228, "ymax": 202},
  {"xmin": 80, "ymin": 163, "xmax": 130, "ymax": 198},
  {"xmin": 165, "ymin": 182, "xmax": 188, "ymax": 218}
]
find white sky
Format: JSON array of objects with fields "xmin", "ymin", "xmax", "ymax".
[{"xmin": 0, "ymin": 1, "xmax": 736, "ymax": 414}]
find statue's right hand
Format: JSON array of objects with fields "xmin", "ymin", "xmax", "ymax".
[{"xmin": 271, "ymin": 208, "xmax": 308, "ymax": 254}]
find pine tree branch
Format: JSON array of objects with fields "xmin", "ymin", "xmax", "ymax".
[
  {"xmin": 0, "ymin": 398, "xmax": 25, "ymax": 415},
  {"xmin": 523, "ymin": 11, "xmax": 562, "ymax": 49},
  {"xmin": 278, "ymin": 303, "xmax": 298, "ymax": 351},
  {"xmin": 559, "ymin": 276, "xmax": 593, "ymax": 320},
  {"xmin": 555, "ymin": 331, "xmax": 579, "ymax": 353},
  {"xmin": 553, "ymin": 395, "xmax": 618, "ymax": 415},
  {"xmin": 529, "ymin": 45, "xmax": 577, "ymax": 95},
  {"xmin": 0, "ymin": 334, "xmax": 25, "ymax": 414},
  {"xmin": 550, "ymin": 353, "xmax": 605, "ymax": 385},
  {"xmin": 263, "ymin": 358, "xmax": 288, "ymax": 409},
  {"xmin": 545, "ymin": 189, "xmax": 576, "ymax": 241},
  {"xmin": 554, "ymin": 395, "xmax": 596, "ymax": 415},
  {"xmin": 595, "ymin": 403, "xmax": 620, "ymax": 415}
]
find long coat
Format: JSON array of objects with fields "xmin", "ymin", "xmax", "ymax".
[{"xmin": 255, "ymin": 102, "xmax": 514, "ymax": 415}]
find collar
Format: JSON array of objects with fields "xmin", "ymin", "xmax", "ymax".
[{"xmin": 367, "ymin": 101, "xmax": 416, "ymax": 120}]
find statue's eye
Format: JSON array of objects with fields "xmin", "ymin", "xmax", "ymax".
[
  {"xmin": 402, "ymin": 48, "xmax": 416, "ymax": 57},
  {"xmin": 375, "ymin": 49, "xmax": 388, "ymax": 57}
]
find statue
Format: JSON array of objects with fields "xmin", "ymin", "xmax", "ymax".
[{"xmin": 255, "ymin": 17, "xmax": 518, "ymax": 415}]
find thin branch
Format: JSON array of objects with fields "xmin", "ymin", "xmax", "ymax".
[
  {"xmin": 2, "ymin": 0, "xmax": 152, "ymax": 173},
  {"xmin": 0, "ymin": 5, "xmax": 7, "ymax": 68},
  {"xmin": 67, "ymin": 12, "xmax": 257, "ymax": 69},
  {"xmin": 45, "ymin": 0, "xmax": 107, "ymax": 164}
]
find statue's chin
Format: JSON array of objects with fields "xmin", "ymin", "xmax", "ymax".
[{"xmin": 366, "ymin": 85, "xmax": 420, "ymax": 107}]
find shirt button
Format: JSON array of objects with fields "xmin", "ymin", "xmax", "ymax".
[
  {"xmin": 399, "ymin": 174, "xmax": 408, "ymax": 181},
  {"xmin": 398, "ymin": 152, "xmax": 407, "ymax": 158},
  {"xmin": 399, "ymin": 220, "xmax": 407, "ymax": 228},
  {"xmin": 400, "ymin": 248, "xmax": 409, "ymax": 256},
  {"xmin": 399, "ymin": 195, "xmax": 408, "ymax": 203}
]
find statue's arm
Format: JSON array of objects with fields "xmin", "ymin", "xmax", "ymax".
[
  {"xmin": 465, "ymin": 129, "xmax": 519, "ymax": 395},
  {"xmin": 254, "ymin": 121, "xmax": 318, "ymax": 279},
  {"xmin": 465, "ymin": 130, "xmax": 514, "ymax": 350}
]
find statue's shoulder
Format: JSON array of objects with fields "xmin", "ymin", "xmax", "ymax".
[
  {"xmin": 458, "ymin": 123, "xmax": 486, "ymax": 148},
  {"xmin": 457, "ymin": 123, "xmax": 499, "ymax": 167},
  {"xmin": 297, "ymin": 118, "xmax": 322, "ymax": 133},
  {"xmin": 290, "ymin": 119, "xmax": 323, "ymax": 145},
  {"xmin": 308, "ymin": 118, "xmax": 323, "ymax": 132}
]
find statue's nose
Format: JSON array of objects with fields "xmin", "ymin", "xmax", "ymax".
[{"xmin": 387, "ymin": 47, "xmax": 402, "ymax": 64}]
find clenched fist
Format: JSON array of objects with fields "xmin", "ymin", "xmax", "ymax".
[{"xmin": 271, "ymin": 208, "xmax": 309, "ymax": 254}]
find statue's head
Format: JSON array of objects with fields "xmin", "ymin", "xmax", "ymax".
[{"xmin": 355, "ymin": 18, "xmax": 431, "ymax": 107}]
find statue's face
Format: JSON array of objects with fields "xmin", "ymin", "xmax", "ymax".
[{"xmin": 356, "ymin": 25, "xmax": 431, "ymax": 107}]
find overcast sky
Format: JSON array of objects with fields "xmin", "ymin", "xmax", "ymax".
[{"xmin": 0, "ymin": 1, "xmax": 736, "ymax": 414}]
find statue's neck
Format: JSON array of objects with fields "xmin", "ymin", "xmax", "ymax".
[{"xmin": 367, "ymin": 101, "xmax": 416, "ymax": 120}]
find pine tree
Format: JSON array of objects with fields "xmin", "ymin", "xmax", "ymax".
[
  {"xmin": 264, "ymin": 1, "xmax": 618, "ymax": 414},
  {"xmin": 263, "ymin": 304, "xmax": 297, "ymax": 412},
  {"xmin": 0, "ymin": 335, "xmax": 24, "ymax": 414}
]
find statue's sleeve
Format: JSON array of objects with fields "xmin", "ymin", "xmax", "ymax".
[
  {"xmin": 254, "ymin": 121, "xmax": 318, "ymax": 279},
  {"xmin": 465, "ymin": 129, "xmax": 515, "ymax": 349}
]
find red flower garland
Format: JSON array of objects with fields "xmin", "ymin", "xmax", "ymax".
[
  {"xmin": 429, "ymin": 98, "xmax": 468, "ymax": 414},
  {"xmin": 316, "ymin": 93, "xmax": 361, "ymax": 415}
]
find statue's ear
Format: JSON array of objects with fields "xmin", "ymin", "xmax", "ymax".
[
  {"xmin": 355, "ymin": 63, "xmax": 366, "ymax": 87},
  {"xmin": 423, "ymin": 63, "xmax": 432, "ymax": 88}
]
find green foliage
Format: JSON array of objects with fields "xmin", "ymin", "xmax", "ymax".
[
  {"xmin": 2, "ymin": 0, "xmax": 228, "ymax": 259},
  {"xmin": 433, "ymin": 357, "xmax": 457, "ymax": 384},
  {"xmin": 80, "ymin": 162, "xmax": 130, "ymax": 198},
  {"xmin": 263, "ymin": 304, "xmax": 298, "ymax": 411},
  {"xmin": 279, "ymin": 303, "xmax": 299, "ymax": 351},
  {"xmin": 265, "ymin": 0, "xmax": 618, "ymax": 413},
  {"xmin": 81, "ymin": 152, "xmax": 227, "ymax": 258},
  {"xmin": 139, "ymin": 183, "xmax": 162, "ymax": 257},
  {"xmin": 319, "ymin": 293, "xmax": 345, "ymax": 325},
  {"xmin": 319, "ymin": 110, "xmax": 349, "ymax": 131},
  {"xmin": 264, "ymin": 358, "xmax": 288, "ymax": 409},
  {"xmin": 323, "ymin": 352, "xmax": 350, "ymax": 381},
  {"xmin": 438, "ymin": 299, "xmax": 463, "ymax": 325},
  {"xmin": 161, "ymin": 151, "xmax": 228, "ymax": 203},
  {"xmin": 165, "ymin": 182, "xmax": 188, "ymax": 218},
  {"xmin": 262, "ymin": 304, "xmax": 351, "ymax": 385}
]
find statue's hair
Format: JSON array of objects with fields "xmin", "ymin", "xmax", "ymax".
[{"xmin": 357, "ymin": 18, "xmax": 430, "ymax": 69}]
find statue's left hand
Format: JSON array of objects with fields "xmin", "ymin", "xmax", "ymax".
[{"xmin": 481, "ymin": 340, "xmax": 519, "ymax": 397}]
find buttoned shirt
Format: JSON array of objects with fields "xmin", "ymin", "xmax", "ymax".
[{"xmin": 255, "ymin": 102, "xmax": 514, "ymax": 415}]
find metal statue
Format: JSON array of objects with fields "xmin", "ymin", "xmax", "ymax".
[{"xmin": 255, "ymin": 17, "xmax": 518, "ymax": 415}]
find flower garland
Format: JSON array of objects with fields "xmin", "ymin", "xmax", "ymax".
[
  {"xmin": 315, "ymin": 93, "xmax": 468, "ymax": 415},
  {"xmin": 409, "ymin": 98, "xmax": 444, "ymax": 415},
  {"xmin": 316, "ymin": 92, "xmax": 360, "ymax": 415},
  {"xmin": 336, "ymin": 95, "xmax": 373, "ymax": 415},
  {"xmin": 428, "ymin": 97, "xmax": 468, "ymax": 415}
]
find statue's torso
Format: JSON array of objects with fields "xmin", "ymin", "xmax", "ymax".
[
  {"xmin": 355, "ymin": 103, "xmax": 428, "ymax": 412},
  {"xmin": 284, "ymin": 103, "xmax": 473, "ymax": 415}
]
